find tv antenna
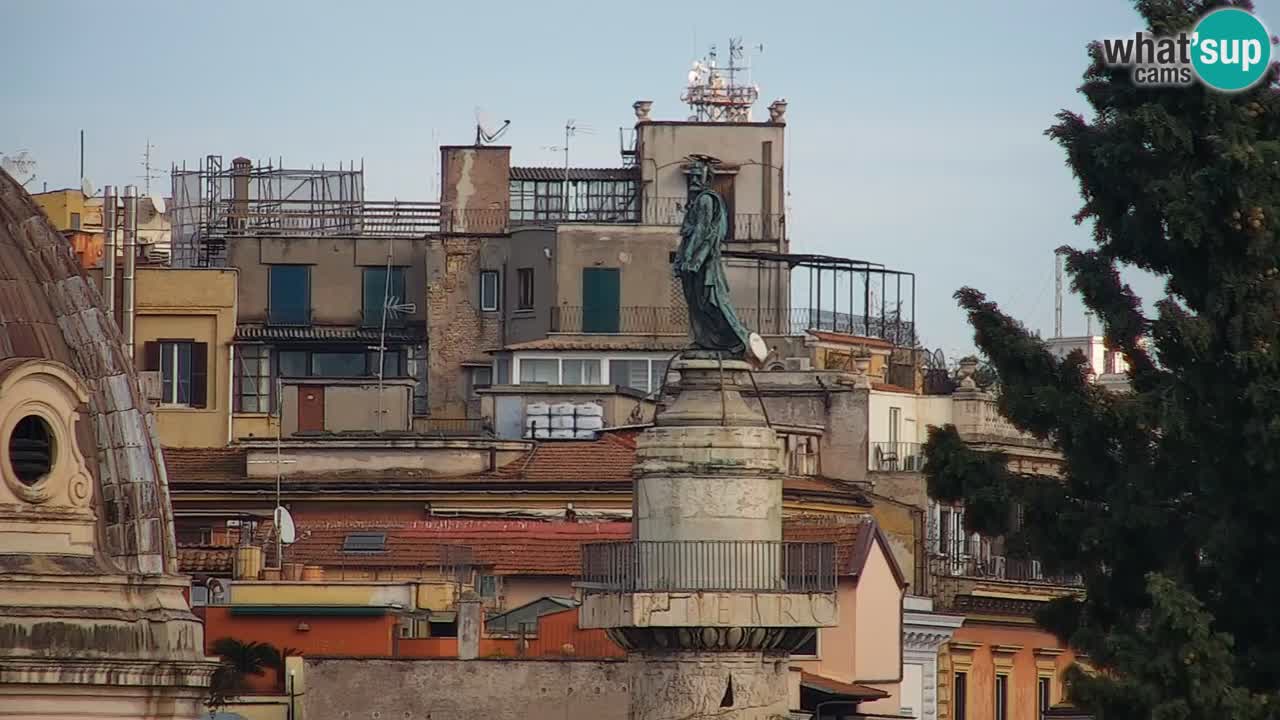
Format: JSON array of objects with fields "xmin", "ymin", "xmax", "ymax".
[
  {"xmin": 1, "ymin": 151, "xmax": 38, "ymax": 188},
  {"xmin": 138, "ymin": 139, "xmax": 163, "ymax": 195},
  {"xmin": 682, "ymin": 37, "xmax": 761, "ymax": 122},
  {"xmin": 561, "ymin": 120, "xmax": 594, "ymax": 214},
  {"xmin": 474, "ymin": 107, "xmax": 511, "ymax": 146}
]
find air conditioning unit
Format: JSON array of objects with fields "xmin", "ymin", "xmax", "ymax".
[
  {"xmin": 784, "ymin": 357, "xmax": 811, "ymax": 371},
  {"xmin": 137, "ymin": 370, "xmax": 162, "ymax": 403}
]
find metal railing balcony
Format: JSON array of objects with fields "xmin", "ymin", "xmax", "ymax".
[
  {"xmin": 928, "ymin": 544, "xmax": 1083, "ymax": 587},
  {"xmin": 580, "ymin": 540, "xmax": 837, "ymax": 593},
  {"xmin": 870, "ymin": 442, "xmax": 925, "ymax": 472},
  {"xmin": 548, "ymin": 305, "xmax": 916, "ymax": 344}
]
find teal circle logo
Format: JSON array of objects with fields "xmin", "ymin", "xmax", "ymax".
[{"xmin": 1192, "ymin": 8, "xmax": 1273, "ymax": 92}]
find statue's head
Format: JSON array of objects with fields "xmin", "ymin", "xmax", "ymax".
[{"xmin": 688, "ymin": 161, "xmax": 712, "ymax": 192}]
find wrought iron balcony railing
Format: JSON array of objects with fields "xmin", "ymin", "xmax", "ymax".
[
  {"xmin": 870, "ymin": 442, "xmax": 925, "ymax": 472},
  {"xmin": 549, "ymin": 305, "xmax": 915, "ymax": 343},
  {"xmin": 928, "ymin": 542, "xmax": 1083, "ymax": 587},
  {"xmin": 579, "ymin": 540, "xmax": 837, "ymax": 594}
]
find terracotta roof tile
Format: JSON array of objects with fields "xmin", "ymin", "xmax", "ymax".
[
  {"xmin": 502, "ymin": 335, "xmax": 689, "ymax": 352},
  {"xmin": 163, "ymin": 447, "xmax": 248, "ymax": 482},
  {"xmin": 177, "ymin": 545, "xmax": 235, "ymax": 574}
]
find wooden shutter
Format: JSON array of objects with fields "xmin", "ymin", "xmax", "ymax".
[
  {"xmin": 190, "ymin": 342, "xmax": 208, "ymax": 409},
  {"xmin": 143, "ymin": 341, "xmax": 160, "ymax": 371}
]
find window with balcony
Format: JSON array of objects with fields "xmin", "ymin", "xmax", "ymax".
[
  {"xmin": 268, "ymin": 265, "xmax": 311, "ymax": 326},
  {"xmin": 145, "ymin": 340, "xmax": 208, "ymax": 408},
  {"xmin": 480, "ymin": 270, "xmax": 500, "ymax": 311},
  {"xmin": 362, "ymin": 267, "xmax": 407, "ymax": 328},
  {"xmin": 233, "ymin": 344, "xmax": 271, "ymax": 413},
  {"xmin": 517, "ymin": 268, "xmax": 534, "ymax": 310}
]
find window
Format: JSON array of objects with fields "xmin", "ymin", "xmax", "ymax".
[
  {"xmin": 610, "ymin": 359, "xmax": 651, "ymax": 392},
  {"xmin": 70, "ymin": 212, "xmax": 81, "ymax": 230},
  {"xmin": 792, "ymin": 630, "xmax": 818, "ymax": 658},
  {"xmin": 342, "ymin": 533, "xmax": 387, "ymax": 553},
  {"xmin": 468, "ymin": 366, "xmax": 493, "ymax": 399},
  {"xmin": 517, "ymin": 268, "xmax": 534, "ymax": 310},
  {"xmin": 1039, "ymin": 677, "xmax": 1052, "ymax": 715},
  {"xmin": 269, "ymin": 265, "xmax": 311, "ymax": 326},
  {"xmin": 146, "ymin": 340, "xmax": 207, "ymax": 408},
  {"xmin": 233, "ymin": 344, "xmax": 270, "ymax": 413},
  {"xmin": 995, "ymin": 674, "xmax": 1009, "ymax": 720},
  {"xmin": 408, "ymin": 343, "xmax": 428, "ymax": 415},
  {"xmin": 480, "ymin": 270, "xmax": 500, "ymax": 311},
  {"xmin": 362, "ymin": 267, "xmax": 407, "ymax": 328},
  {"xmin": 889, "ymin": 406, "xmax": 901, "ymax": 445},
  {"xmin": 519, "ymin": 359, "xmax": 559, "ymax": 384},
  {"xmin": 477, "ymin": 575, "xmax": 499, "ymax": 598},
  {"xmin": 650, "ymin": 360, "xmax": 669, "ymax": 394},
  {"xmin": 311, "ymin": 351, "xmax": 366, "ymax": 377},
  {"xmin": 368, "ymin": 350, "xmax": 404, "ymax": 378},
  {"xmin": 953, "ymin": 672, "xmax": 967, "ymax": 720},
  {"xmin": 278, "ymin": 350, "xmax": 308, "ymax": 378},
  {"xmin": 508, "ymin": 178, "xmax": 638, "ymax": 223},
  {"xmin": 563, "ymin": 359, "xmax": 602, "ymax": 385},
  {"xmin": 495, "ymin": 356, "xmax": 512, "ymax": 385}
]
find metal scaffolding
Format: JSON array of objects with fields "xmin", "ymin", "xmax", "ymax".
[{"xmin": 170, "ymin": 155, "xmax": 440, "ymax": 267}]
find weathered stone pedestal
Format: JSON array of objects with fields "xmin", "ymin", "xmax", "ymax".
[{"xmin": 580, "ymin": 358, "xmax": 838, "ymax": 720}]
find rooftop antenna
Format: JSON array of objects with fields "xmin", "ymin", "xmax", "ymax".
[
  {"xmin": 562, "ymin": 120, "xmax": 594, "ymax": 216},
  {"xmin": 139, "ymin": 139, "xmax": 162, "ymax": 195},
  {"xmin": 682, "ymin": 37, "xmax": 761, "ymax": 122},
  {"xmin": 372, "ymin": 228, "xmax": 416, "ymax": 433},
  {"xmin": 474, "ymin": 107, "xmax": 511, "ymax": 146}
]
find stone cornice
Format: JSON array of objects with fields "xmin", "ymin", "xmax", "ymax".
[
  {"xmin": 991, "ymin": 644, "xmax": 1024, "ymax": 655},
  {"xmin": 0, "ymin": 657, "xmax": 217, "ymax": 688},
  {"xmin": 905, "ymin": 629, "xmax": 958, "ymax": 651}
]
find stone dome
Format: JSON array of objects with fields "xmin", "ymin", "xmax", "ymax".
[{"xmin": 0, "ymin": 169, "xmax": 215, "ymax": 716}]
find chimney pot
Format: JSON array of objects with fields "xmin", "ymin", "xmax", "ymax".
[
  {"xmin": 768, "ymin": 99, "xmax": 788, "ymax": 123},
  {"xmin": 633, "ymin": 100, "xmax": 654, "ymax": 121}
]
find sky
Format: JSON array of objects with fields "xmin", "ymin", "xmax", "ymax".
[{"xmin": 6, "ymin": 0, "xmax": 1279, "ymax": 359}]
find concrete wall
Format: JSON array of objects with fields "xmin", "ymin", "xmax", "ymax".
[
  {"xmin": 242, "ymin": 441, "xmax": 530, "ymax": 479},
  {"xmin": 507, "ymin": 227, "xmax": 556, "ymax": 344},
  {"xmin": 203, "ymin": 606, "xmax": 398, "ymax": 658},
  {"xmin": 132, "ymin": 267, "xmax": 237, "ymax": 448},
  {"xmin": 854, "ymin": 545, "xmax": 904, "ymax": 683},
  {"xmin": 637, "ymin": 122, "xmax": 785, "ymax": 222},
  {"xmin": 303, "ymin": 657, "xmax": 630, "ymax": 720},
  {"xmin": 279, "ymin": 380, "xmax": 414, "ymax": 436},
  {"xmin": 228, "ymin": 235, "xmax": 426, "ymax": 328},
  {"xmin": 755, "ymin": 373, "xmax": 870, "ymax": 484},
  {"xmin": 554, "ymin": 224, "xmax": 680, "ymax": 309}
]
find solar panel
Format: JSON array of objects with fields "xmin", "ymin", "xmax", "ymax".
[{"xmin": 342, "ymin": 532, "xmax": 387, "ymax": 553}]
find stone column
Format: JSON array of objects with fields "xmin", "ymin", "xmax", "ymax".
[
  {"xmin": 457, "ymin": 591, "xmax": 482, "ymax": 660},
  {"xmin": 581, "ymin": 357, "xmax": 838, "ymax": 720}
]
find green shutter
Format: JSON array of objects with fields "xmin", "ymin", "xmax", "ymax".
[{"xmin": 582, "ymin": 268, "xmax": 620, "ymax": 333}]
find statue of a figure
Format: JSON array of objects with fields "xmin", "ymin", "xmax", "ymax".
[{"xmin": 674, "ymin": 157, "xmax": 759, "ymax": 359}]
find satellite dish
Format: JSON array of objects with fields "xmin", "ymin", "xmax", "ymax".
[
  {"xmin": 81, "ymin": 177, "xmax": 96, "ymax": 197},
  {"xmin": 274, "ymin": 506, "xmax": 296, "ymax": 545},
  {"xmin": 747, "ymin": 332, "xmax": 769, "ymax": 366},
  {"xmin": 149, "ymin": 193, "xmax": 166, "ymax": 214}
]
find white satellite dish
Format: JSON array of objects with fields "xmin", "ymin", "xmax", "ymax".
[
  {"xmin": 747, "ymin": 332, "xmax": 769, "ymax": 366},
  {"xmin": 81, "ymin": 176, "xmax": 96, "ymax": 197},
  {"xmin": 274, "ymin": 506, "xmax": 296, "ymax": 545},
  {"xmin": 149, "ymin": 193, "xmax": 166, "ymax": 215}
]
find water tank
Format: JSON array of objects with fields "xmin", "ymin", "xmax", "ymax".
[
  {"xmin": 575, "ymin": 415, "xmax": 604, "ymax": 430},
  {"xmin": 532, "ymin": 428, "xmax": 552, "ymax": 439},
  {"xmin": 526, "ymin": 402, "xmax": 550, "ymax": 416},
  {"xmin": 550, "ymin": 402, "xmax": 577, "ymax": 416},
  {"xmin": 574, "ymin": 402, "xmax": 603, "ymax": 417},
  {"xmin": 526, "ymin": 415, "xmax": 550, "ymax": 430},
  {"xmin": 575, "ymin": 429, "xmax": 599, "ymax": 439},
  {"xmin": 549, "ymin": 428, "xmax": 576, "ymax": 439},
  {"xmin": 550, "ymin": 415, "xmax": 576, "ymax": 430}
]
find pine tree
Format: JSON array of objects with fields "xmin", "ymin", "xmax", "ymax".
[{"xmin": 923, "ymin": 2, "xmax": 1280, "ymax": 717}]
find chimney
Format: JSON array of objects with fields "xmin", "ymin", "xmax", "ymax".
[{"xmin": 231, "ymin": 157, "xmax": 252, "ymax": 228}]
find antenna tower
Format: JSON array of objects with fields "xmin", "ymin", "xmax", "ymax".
[
  {"xmin": 682, "ymin": 37, "xmax": 761, "ymax": 122},
  {"xmin": 139, "ymin": 139, "xmax": 162, "ymax": 195}
]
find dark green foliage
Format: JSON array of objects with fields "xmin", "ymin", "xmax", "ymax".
[
  {"xmin": 923, "ymin": 1, "xmax": 1280, "ymax": 716},
  {"xmin": 205, "ymin": 637, "xmax": 283, "ymax": 710}
]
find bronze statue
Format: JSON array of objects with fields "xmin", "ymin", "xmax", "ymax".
[{"xmin": 674, "ymin": 156, "xmax": 763, "ymax": 361}]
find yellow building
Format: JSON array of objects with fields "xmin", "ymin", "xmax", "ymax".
[{"xmin": 31, "ymin": 188, "xmax": 96, "ymax": 231}]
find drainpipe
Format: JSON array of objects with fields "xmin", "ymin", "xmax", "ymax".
[
  {"xmin": 122, "ymin": 185, "xmax": 138, "ymax": 360},
  {"xmin": 102, "ymin": 186, "xmax": 115, "ymax": 312}
]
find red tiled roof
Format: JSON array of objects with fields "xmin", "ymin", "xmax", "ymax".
[
  {"xmin": 178, "ymin": 545, "xmax": 235, "ymax": 574},
  {"xmin": 520, "ymin": 433, "xmax": 637, "ymax": 481},
  {"xmin": 281, "ymin": 519, "xmax": 632, "ymax": 575},
  {"xmin": 799, "ymin": 671, "xmax": 890, "ymax": 700},
  {"xmin": 502, "ymin": 336, "xmax": 689, "ymax": 352},
  {"xmin": 163, "ymin": 447, "xmax": 248, "ymax": 482},
  {"xmin": 785, "ymin": 516, "xmax": 906, "ymax": 587}
]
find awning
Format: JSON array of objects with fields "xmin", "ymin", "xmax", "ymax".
[{"xmin": 800, "ymin": 672, "xmax": 890, "ymax": 701}]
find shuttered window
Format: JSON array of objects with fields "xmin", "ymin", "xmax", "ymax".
[{"xmin": 144, "ymin": 340, "xmax": 208, "ymax": 408}]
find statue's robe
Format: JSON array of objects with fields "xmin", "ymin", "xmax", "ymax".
[{"xmin": 674, "ymin": 187, "xmax": 751, "ymax": 355}]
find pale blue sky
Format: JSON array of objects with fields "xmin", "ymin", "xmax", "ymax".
[{"xmin": 6, "ymin": 1, "xmax": 1278, "ymax": 358}]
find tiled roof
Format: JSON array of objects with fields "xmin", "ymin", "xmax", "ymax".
[
  {"xmin": 503, "ymin": 335, "xmax": 690, "ymax": 352},
  {"xmin": 234, "ymin": 325, "xmax": 422, "ymax": 343},
  {"xmin": 799, "ymin": 671, "xmax": 890, "ymax": 700},
  {"xmin": 510, "ymin": 167, "xmax": 638, "ymax": 182},
  {"xmin": 271, "ymin": 516, "xmax": 893, "ymax": 578},
  {"xmin": 280, "ymin": 519, "xmax": 633, "ymax": 574},
  {"xmin": 163, "ymin": 447, "xmax": 248, "ymax": 482},
  {"xmin": 177, "ymin": 545, "xmax": 235, "ymax": 574},
  {"xmin": 520, "ymin": 433, "xmax": 637, "ymax": 481}
]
